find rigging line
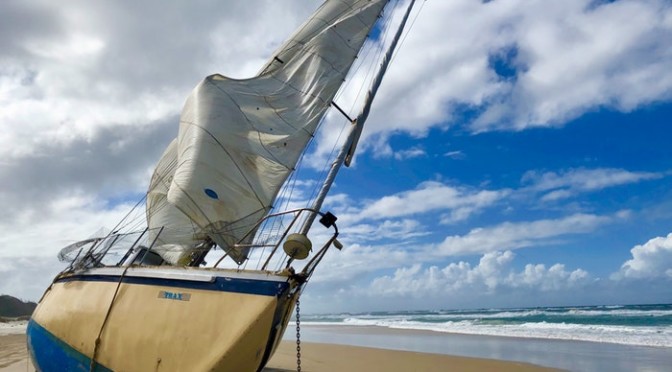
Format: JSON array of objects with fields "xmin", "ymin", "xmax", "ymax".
[
  {"xmin": 389, "ymin": 0, "xmax": 426, "ymax": 65},
  {"xmin": 266, "ymin": 46, "xmax": 360, "ymax": 107},
  {"xmin": 305, "ymin": 115, "xmax": 349, "ymax": 209},
  {"xmin": 261, "ymin": 3, "xmax": 388, "ymax": 103},
  {"xmin": 262, "ymin": 129, "xmax": 316, "ymax": 245},
  {"xmin": 267, "ymin": 1, "xmax": 391, "ymax": 116},
  {"xmin": 258, "ymin": 0, "xmax": 365, "ymax": 75},
  {"xmin": 332, "ymin": 1, "xmax": 391, "ymax": 103},
  {"xmin": 332, "ymin": 0, "xmax": 395, "ymax": 109},
  {"xmin": 111, "ymin": 196, "xmax": 148, "ymax": 233},
  {"xmin": 300, "ymin": 12, "xmax": 391, "ymax": 205},
  {"xmin": 302, "ymin": 106, "xmax": 354, "ymax": 207},
  {"xmin": 345, "ymin": 3, "xmax": 396, "ymax": 115},
  {"xmin": 104, "ymin": 196, "xmax": 145, "ymax": 236},
  {"xmin": 288, "ymin": 3, "xmax": 394, "ymax": 208},
  {"xmin": 120, "ymin": 210, "xmax": 151, "ymax": 233},
  {"xmin": 258, "ymin": 2, "xmax": 393, "ymax": 234},
  {"xmin": 300, "ymin": 6, "xmax": 393, "ymax": 193},
  {"xmin": 276, "ymin": 106, "xmax": 344, "ymax": 214},
  {"xmin": 301, "ymin": 0, "xmax": 416, "ymax": 233}
]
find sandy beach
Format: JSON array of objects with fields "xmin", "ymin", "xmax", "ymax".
[
  {"xmin": 0, "ymin": 335, "xmax": 28, "ymax": 371},
  {"xmin": 0, "ymin": 329, "xmax": 558, "ymax": 372},
  {"xmin": 264, "ymin": 341, "xmax": 559, "ymax": 371},
  {"xmin": 4, "ymin": 320, "xmax": 672, "ymax": 371}
]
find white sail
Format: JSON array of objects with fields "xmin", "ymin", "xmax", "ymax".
[
  {"xmin": 146, "ymin": 140, "xmax": 205, "ymax": 264},
  {"xmin": 147, "ymin": 0, "xmax": 388, "ymax": 264}
]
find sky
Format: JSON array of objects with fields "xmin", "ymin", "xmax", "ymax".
[{"xmin": 0, "ymin": 0, "xmax": 671, "ymax": 314}]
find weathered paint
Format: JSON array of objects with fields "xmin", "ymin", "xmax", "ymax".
[
  {"xmin": 29, "ymin": 268, "xmax": 297, "ymax": 371},
  {"xmin": 27, "ymin": 319, "xmax": 112, "ymax": 372}
]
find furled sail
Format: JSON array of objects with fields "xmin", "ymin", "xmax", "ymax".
[{"xmin": 147, "ymin": 0, "xmax": 388, "ymax": 264}]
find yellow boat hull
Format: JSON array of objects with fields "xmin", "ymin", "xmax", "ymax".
[{"xmin": 28, "ymin": 267, "xmax": 298, "ymax": 371}]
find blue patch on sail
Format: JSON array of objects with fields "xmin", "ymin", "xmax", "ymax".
[{"xmin": 204, "ymin": 188, "xmax": 219, "ymax": 199}]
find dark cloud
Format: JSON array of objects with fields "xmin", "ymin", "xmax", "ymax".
[
  {"xmin": 0, "ymin": 116, "xmax": 175, "ymax": 223},
  {"xmin": 0, "ymin": 0, "xmax": 67, "ymax": 60}
]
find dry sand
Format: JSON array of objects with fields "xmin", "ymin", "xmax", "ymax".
[
  {"xmin": 0, "ymin": 334, "xmax": 30, "ymax": 372},
  {"xmin": 0, "ymin": 333, "xmax": 559, "ymax": 372}
]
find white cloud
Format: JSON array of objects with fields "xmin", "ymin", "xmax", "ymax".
[
  {"xmin": 444, "ymin": 150, "xmax": 465, "ymax": 160},
  {"xmin": 0, "ymin": 192, "xmax": 141, "ymax": 300},
  {"xmin": 438, "ymin": 212, "xmax": 618, "ymax": 256},
  {"xmin": 307, "ymin": 243, "xmax": 413, "ymax": 285},
  {"xmin": 471, "ymin": 0, "xmax": 672, "ymax": 131},
  {"xmin": 0, "ymin": 0, "xmax": 669, "ymax": 312},
  {"xmin": 0, "ymin": 0, "xmax": 320, "ymax": 159},
  {"xmin": 510, "ymin": 263, "xmax": 589, "ymax": 291},
  {"xmin": 393, "ymin": 146, "xmax": 426, "ymax": 160},
  {"xmin": 0, "ymin": 193, "xmax": 138, "ymax": 258},
  {"xmin": 367, "ymin": 250, "xmax": 590, "ymax": 298},
  {"xmin": 352, "ymin": 181, "xmax": 508, "ymax": 222},
  {"xmin": 287, "ymin": 0, "xmax": 672, "ymax": 170},
  {"xmin": 522, "ymin": 168, "xmax": 664, "ymax": 201},
  {"xmin": 615, "ymin": 233, "xmax": 672, "ymax": 279},
  {"xmin": 342, "ymin": 219, "xmax": 429, "ymax": 242},
  {"xmin": 540, "ymin": 189, "xmax": 574, "ymax": 202},
  {"xmin": 2, "ymin": 0, "xmax": 671, "ymax": 171},
  {"xmin": 303, "ymin": 0, "xmax": 672, "ymax": 156}
]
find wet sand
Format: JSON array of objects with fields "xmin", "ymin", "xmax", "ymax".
[
  {"xmin": 264, "ymin": 341, "xmax": 560, "ymax": 371},
  {"xmin": 0, "ymin": 332, "xmax": 558, "ymax": 372},
  {"xmin": 291, "ymin": 325, "xmax": 672, "ymax": 372}
]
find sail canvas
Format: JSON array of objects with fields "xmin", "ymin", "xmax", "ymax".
[{"xmin": 147, "ymin": 0, "xmax": 388, "ymax": 264}]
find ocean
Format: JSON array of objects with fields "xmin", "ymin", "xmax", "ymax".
[{"xmin": 300, "ymin": 303, "xmax": 672, "ymax": 348}]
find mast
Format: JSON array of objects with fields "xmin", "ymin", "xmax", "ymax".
[{"xmin": 300, "ymin": 0, "xmax": 416, "ymax": 235}]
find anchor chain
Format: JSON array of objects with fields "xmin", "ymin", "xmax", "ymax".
[{"xmin": 296, "ymin": 299, "xmax": 302, "ymax": 372}]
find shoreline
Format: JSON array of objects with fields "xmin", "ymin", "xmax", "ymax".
[
  {"xmin": 0, "ymin": 332, "xmax": 559, "ymax": 372},
  {"xmin": 3, "ymin": 322, "xmax": 671, "ymax": 371},
  {"xmin": 296, "ymin": 323, "xmax": 672, "ymax": 349},
  {"xmin": 289, "ymin": 324, "xmax": 672, "ymax": 372}
]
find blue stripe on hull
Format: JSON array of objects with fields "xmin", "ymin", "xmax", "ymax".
[
  {"xmin": 55, "ymin": 273, "xmax": 289, "ymax": 297},
  {"xmin": 27, "ymin": 319, "xmax": 112, "ymax": 372}
]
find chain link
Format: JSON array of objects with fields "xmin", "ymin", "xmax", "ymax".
[{"xmin": 296, "ymin": 299, "xmax": 301, "ymax": 372}]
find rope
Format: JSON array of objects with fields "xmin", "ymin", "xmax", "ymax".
[{"xmin": 89, "ymin": 266, "xmax": 130, "ymax": 371}]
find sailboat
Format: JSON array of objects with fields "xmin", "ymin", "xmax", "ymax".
[{"xmin": 27, "ymin": 0, "xmax": 416, "ymax": 371}]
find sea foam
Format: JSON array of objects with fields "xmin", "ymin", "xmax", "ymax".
[{"xmin": 301, "ymin": 304, "xmax": 672, "ymax": 348}]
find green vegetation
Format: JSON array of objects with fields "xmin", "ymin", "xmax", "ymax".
[{"xmin": 0, "ymin": 295, "xmax": 36, "ymax": 320}]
